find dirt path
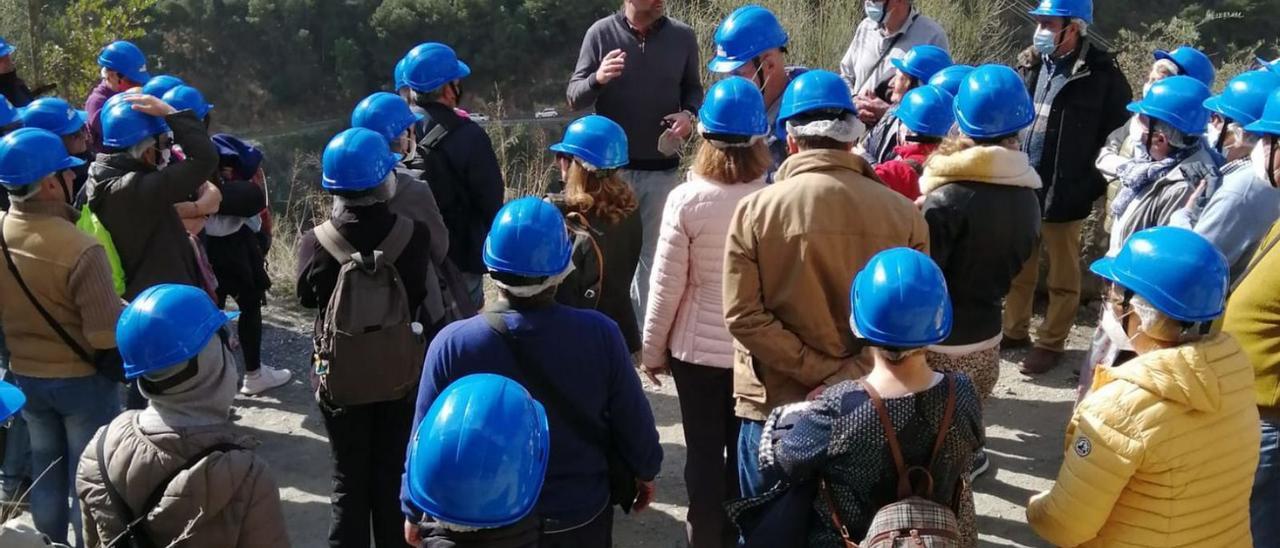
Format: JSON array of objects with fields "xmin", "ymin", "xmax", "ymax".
[{"xmin": 6, "ymin": 300, "xmax": 1084, "ymax": 546}]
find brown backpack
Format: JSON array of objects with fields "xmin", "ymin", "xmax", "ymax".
[
  {"xmin": 822, "ymin": 374, "xmax": 962, "ymax": 548},
  {"xmin": 312, "ymin": 217, "xmax": 424, "ymax": 406}
]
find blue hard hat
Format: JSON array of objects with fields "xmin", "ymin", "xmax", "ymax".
[
  {"xmin": 483, "ymin": 197, "xmax": 573, "ymax": 277},
  {"xmin": 1204, "ymin": 70, "xmax": 1280, "ymax": 127},
  {"xmin": 117, "ymin": 284, "xmax": 239, "ymax": 379},
  {"xmin": 1244, "ymin": 88, "xmax": 1280, "ymax": 136},
  {"xmin": 896, "ymin": 85, "xmax": 956, "ymax": 138},
  {"xmin": 352, "ymin": 92, "xmax": 424, "ymax": 143},
  {"xmin": 0, "ymin": 96, "xmax": 22, "ymax": 128},
  {"xmin": 0, "ymin": 128, "xmax": 86, "ymax": 189},
  {"xmin": 100, "ymin": 93, "xmax": 171, "ymax": 149},
  {"xmin": 0, "ymin": 37, "xmax": 16, "ymax": 58},
  {"xmin": 20, "ymin": 98, "xmax": 88, "ymax": 136},
  {"xmin": 1027, "ymin": 0, "xmax": 1093, "ymax": 24},
  {"xmin": 405, "ymin": 374, "xmax": 549, "ymax": 528},
  {"xmin": 1155, "ymin": 46, "xmax": 1215, "ymax": 87},
  {"xmin": 321, "ymin": 128, "xmax": 401, "ymax": 192},
  {"xmin": 161, "ymin": 85, "xmax": 213, "ymax": 121},
  {"xmin": 707, "ymin": 5, "xmax": 789, "ymax": 73},
  {"xmin": 927, "ymin": 64, "xmax": 974, "ymax": 97},
  {"xmin": 549, "ymin": 115, "xmax": 628, "ymax": 170},
  {"xmin": 890, "ymin": 45, "xmax": 953, "ymax": 83},
  {"xmin": 394, "ymin": 58, "xmax": 409, "ymax": 91},
  {"xmin": 852, "ymin": 248, "xmax": 953, "ymax": 348},
  {"xmin": 699, "ymin": 77, "xmax": 769, "ymax": 138},
  {"xmin": 1127, "ymin": 75, "xmax": 1211, "ymax": 136},
  {"xmin": 97, "ymin": 40, "xmax": 151, "ymax": 85},
  {"xmin": 954, "ymin": 64, "xmax": 1034, "ymax": 139},
  {"xmin": 1090, "ymin": 227, "xmax": 1227, "ymax": 322},
  {"xmin": 141, "ymin": 75, "xmax": 186, "ymax": 98},
  {"xmin": 0, "ymin": 380, "xmax": 24, "ymax": 423},
  {"xmin": 402, "ymin": 43, "xmax": 471, "ymax": 93},
  {"xmin": 776, "ymin": 70, "xmax": 858, "ymax": 133}
]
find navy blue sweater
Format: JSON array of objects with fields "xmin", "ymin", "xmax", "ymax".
[{"xmin": 400, "ymin": 303, "xmax": 662, "ymax": 529}]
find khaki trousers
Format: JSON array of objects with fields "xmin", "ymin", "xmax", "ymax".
[{"xmin": 1002, "ymin": 220, "xmax": 1084, "ymax": 352}]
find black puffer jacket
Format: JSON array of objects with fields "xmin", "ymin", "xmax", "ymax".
[
  {"xmin": 1017, "ymin": 39, "xmax": 1132, "ymax": 222},
  {"xmin": 920, "ymin": 145, "xmax": 1042, "ymax": 346}
]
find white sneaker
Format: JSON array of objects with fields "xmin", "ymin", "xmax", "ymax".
[{"xmin": 241, "ymin": 365, "xmax": 292, "ymax": 396}]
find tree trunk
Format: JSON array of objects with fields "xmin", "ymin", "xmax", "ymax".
[{"xmin": 25, "ymin": 0, "xmax": 40, "ymax": 83}]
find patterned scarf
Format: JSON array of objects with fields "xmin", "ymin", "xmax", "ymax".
[{"xmin": 1111, "ymin": 140, "xmax": 1197, "ymax": 218}]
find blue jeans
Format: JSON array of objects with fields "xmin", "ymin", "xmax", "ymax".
[
  {"xmin": 0, "ymin": 329, "xmax": 32, "ymax": 499},
  {"xmin": 737, "ymin": 419, "xmax": 767, "ymax": 498},
  {"xmin": 14, "ymin": 373, "xmax": 120, "ymax": 547},
  {"xmin": 1253, "ymin": 418, "xmax": 1280, "ymax": 547},
  {"xmin": 620, "ymin": 169, "xmax": 679, "ymax": 328}
]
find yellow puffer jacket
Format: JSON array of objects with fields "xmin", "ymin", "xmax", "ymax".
[{"xmin": 1027, "ymin": 333, "xmax": 1260, "ymax": 547}]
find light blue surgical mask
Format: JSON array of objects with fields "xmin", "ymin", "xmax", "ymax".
[
  {"xmin": 864, "ymin": 1, "xmax": 886, "ymax": 25},
  {"xmin": 1033, "ymin": 28, "xmax": 1060, "ymax": 56}
]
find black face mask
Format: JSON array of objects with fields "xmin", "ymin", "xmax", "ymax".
[
  {"xmin": 1268, "ymin": 136, "xmax": 1278, "ymax": 188},
  {"xmin": 58, "ymin": 170, "xmax": 74, "ymax": 206},
  {"xmin": 1213, "ymin": 119, "xmax": 1231, "ymax": 152},
  {"xmin": 451, "ymin": 82, "xmax": 465, "ymax": 105}
]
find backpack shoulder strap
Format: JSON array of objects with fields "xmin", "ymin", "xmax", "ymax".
[
  {"xmin": 858, "ymin": 380, "xmax": 910, "ymax": 498},
  {"xmin": 420, "ymin": 123, "xmax": 451, "ymax": 150},
  {"xmin": 138, "ymin": 442, "xmax": 246, "ymax": 519},
  {"xmin": 315, "ymin": 221, "xmax": 358, "ymax": 265},
  {"xmin": 929, "ymin": 374, "xmax": 958, "ymax": 468},
  {"xmin": 375, "ymin": 216, "xmax": 414, "ymax": 264},
  {"xmin": 96, "ymin": 429, "xmax": 151, "ymax": 548}
]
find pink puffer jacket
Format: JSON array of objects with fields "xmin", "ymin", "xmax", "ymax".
[{"xmin": 642, "ymin": 174, "xmax": 766, "ymax": 369}]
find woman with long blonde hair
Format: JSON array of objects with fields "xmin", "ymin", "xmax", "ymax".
[{"xmin": 640, "ymin": 77, "xmax": 770, "ymax": 548}]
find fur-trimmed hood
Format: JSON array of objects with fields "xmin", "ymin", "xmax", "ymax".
[{"xmin": 920, "ymin": 145, "xmax": 1043, "ymax": 195}]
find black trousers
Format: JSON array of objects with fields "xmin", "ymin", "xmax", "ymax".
[
  {"xmin": 670, "ymin": 358, "xmax": 739, "ymax": 548},
  {"xmin": 321, "ymin": 394, "xmax": 415, "ymax": 548},
  {"xmin": 217, "ymin": 290, "xmax": 263, "ymax": 372},
  {"xmin": 539, "ymin": 507, "xmax": 613, "ymax": 547}
]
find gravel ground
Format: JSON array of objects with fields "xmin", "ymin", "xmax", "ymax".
[
  {"xmin": 6, "ymin": 301, "xmax": 1089, "ymax": 547},
  {"xmin": 241, "ymin": 300, "xmax": 1088, "ymax": 548}
]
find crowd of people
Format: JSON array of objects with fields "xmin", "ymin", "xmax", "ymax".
[{"xmin": 0, "ymin": 0, "xmax": 1279, "ymax": 546}]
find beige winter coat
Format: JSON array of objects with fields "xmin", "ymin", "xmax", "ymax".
[
  {"xmin": 76, "ymin": 411, "xmax": 290, "ymax": 547},
  {"xmin": 642, "ymin": 173, "xmax": 767, "ymax": 370},
  {"xmin": 724, "ymin": 149, "xmax": 930, "ymax": 421}
]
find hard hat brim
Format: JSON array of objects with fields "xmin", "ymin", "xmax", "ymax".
[
  {"xmin": 0, "ymin": 44, "xmax": 15, "ymax": 58},
  {"xmin": 707, "ymin": 56, "xmax": 749, "ymax": 74}
]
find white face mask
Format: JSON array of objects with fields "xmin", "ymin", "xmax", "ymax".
[
  {"xmin": 157, "ymin": 148, "xmax": 172, "ymax": 169},
  {"xmin": 1032, "ymin": 28, "xmax": 1059, "ymax": 56},
  {"xmin": 1100, "ymin": 306, "xmax": 1136, "ymax": 352},
  {"xmin": 864, "ymin": 1, "xmax": 886, "ymax": 24}
]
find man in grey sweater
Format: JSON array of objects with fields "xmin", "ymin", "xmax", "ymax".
[{"xmin": 567, "ymin": 0, "xmax": 703, "ymax": 327}]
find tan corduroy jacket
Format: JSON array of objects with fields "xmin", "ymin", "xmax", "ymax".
[
  {"xmin": 724, "ymin": 149, "xmax": 930, "ymax": 421},
  {"xmin": 0, "ymin": 200, "xmax": 121, "ymax": 378}
]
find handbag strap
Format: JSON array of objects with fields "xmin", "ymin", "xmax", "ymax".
[
  {"xmin": 0, "ymin": 213, "xmax": 94, "ymax": 365},
  {"xmin": 97, "ymin": 429, "xmax": 244, "ymax": 548},
  {"xmin": 819, "ymin": 478, "xmax": 858, "ymax": 548},
  {"xmin": 859, "ymin": 373, "xmax": 956, "ymax": 499},
  {"xmin": 482, "ymin": 310, "xmax": 608, "ymax": 448}
]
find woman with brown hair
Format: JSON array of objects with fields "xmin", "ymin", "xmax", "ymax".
[
  {"xmin": 640, "ymin": 77, "xmax": 769, "ymax": 548},
  {"xmin": 545, "ymin": 115, "xmax": 644, "ymax": 353}
]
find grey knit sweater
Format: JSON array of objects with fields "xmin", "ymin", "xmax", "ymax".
[{"xmin": 567, "ymin": 13, "xmax": 703, "ymax": 170}]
